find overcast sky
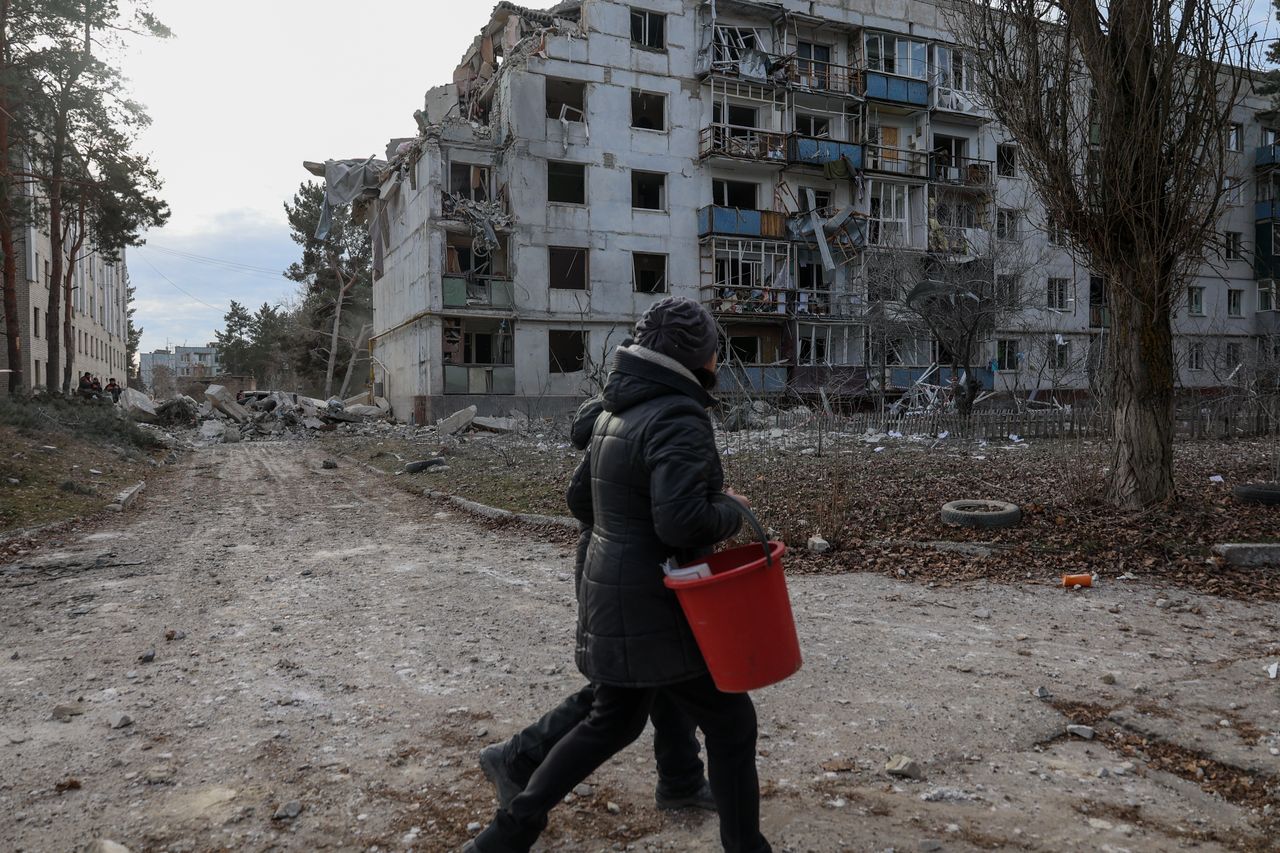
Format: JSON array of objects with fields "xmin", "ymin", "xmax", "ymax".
[
  {"xmin": 125, "ymin": 0, "xmax": 1277, "ymax": 357},
  {"xmin": 124, "ymin": 0, "xmax": 496, "ymax": 355}
]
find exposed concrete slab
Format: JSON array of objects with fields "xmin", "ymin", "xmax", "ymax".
[
  {"xmin": 1213, "ymin": 543, "xmax": 1280, "ymax": 567},
  {"xmin": 437, "ymin": 405, "xmax": 477, "ymax": 436},
  {"xmin": 108, "ymin": 481, "xmax": 146, "ymax": 512}
]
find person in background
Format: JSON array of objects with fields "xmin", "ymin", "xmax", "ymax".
[
  {"xmin": 105, "ymin": 378, "xmax": 122, "ymax": 404},
  {"xmin": 77, "ymin": 372, "xmax": 95, "ymax": 401},
  {"xmin": 467, "ymin": 297, "xmax": 770, "ymax": 853}
]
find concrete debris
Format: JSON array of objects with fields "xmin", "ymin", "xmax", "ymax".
[
  {"xmin": 51, "ymin": 702, "xmax": 86, "ymax": 722},
  {"xmin": 117, "ymin": 388, "xmax": 157, "ymax": 421},
  {"xmin": 204, "ymin": 385, "xmax": 251, "ymax": 423},
  {"xmin": 885, "ymin": 754, "xmax": 924, "ymax": 780},
  {"xmin": 86, "ymin": 842, "xmax": 133, "ymax": 853},
  {"xmin": 273, "ymin": 800, "xmax": 303, "ymax": 820},
  {"xmin": 154, "ymin": 395, "xmax": 199, "ymax": 426},
  {"xmin": 438, "ymin": 405, "xmax": 478, "ymax": 435},
  {"xmin": 473, "ymin": 415, "xmax": 517, "ymax": 433},
  {"xmin": 806, "ymin": 535, "xmax": 831, "ymax": 554},
  {"xmin": 1066, "ymin": 724, "xmax": 1095, "ymax": 740},
  {"xmin": 198, "ymin": 421, "xmax": 227, "ymax": 443},
  {"xmin": 108, "ymin": 711, "xmax": 133, "ymax": 729}
]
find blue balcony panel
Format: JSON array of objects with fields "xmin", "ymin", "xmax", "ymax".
[
  {"xmin": 788, "ymin": 137, "xmax": 864, "ymax": 169},
  {"xmin": 865, "ymin": 72, "xmax": 929, "ymax": 107}
]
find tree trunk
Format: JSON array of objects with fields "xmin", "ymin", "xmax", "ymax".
[
  {"xmin": 0, "ymin": 0, "xmax": 21, "ymax": 395},
  {"xmin": 337, "ymin": 323, "xmax": 370, "ymax": 400},
  {"xmin": 1105, "ymin": 275, "xmax": 1175, "ymax": 508},
  {"xmin": 323, "ymin": 257, "xmax": 349, "ymax": 400},
  {"xmin": 955, "ymin": 365, "xmax": 977, "ymax": 418},
  {"xmin": 44, "ymin": 106, "xmax": 68, "ymax": 391},
  {"xmin": 61, "ymin": 217, "xmax": 84, "ymax": 393}
]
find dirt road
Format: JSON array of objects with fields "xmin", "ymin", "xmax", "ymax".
[{"xmin": 1, "ymin": 443, "xmax": 1277, "ymax": 852}]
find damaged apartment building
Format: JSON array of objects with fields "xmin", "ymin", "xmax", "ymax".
[{"xmin": 351, "ymin": 0, "xmax": 1273, "ymax": 421}]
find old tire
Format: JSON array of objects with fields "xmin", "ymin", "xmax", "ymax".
[
  {"xmin": 1232, "ymin": 482, "xmax": 1280, "ymax": 506},
  {"xmin": 941, "ymin": 499, "xmax": 1022, "ymax": 529}
]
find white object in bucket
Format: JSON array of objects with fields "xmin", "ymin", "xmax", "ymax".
[{"xmin": 663, "ymin": 558, "xmax": 711, "ymax": 581}]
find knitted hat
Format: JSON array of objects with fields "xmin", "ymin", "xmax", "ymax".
[{"xmin": 635, "ymin": 297, "xmax": 719, "ymax": 372}]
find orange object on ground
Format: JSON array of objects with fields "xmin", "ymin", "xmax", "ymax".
[
  {"xmin": 1062, "ymin": 573, "xmax": 1093, "ymax": 588},
  {"xmin": 665, "ymin": 504, "xmax": 802, "ymax": 692}
]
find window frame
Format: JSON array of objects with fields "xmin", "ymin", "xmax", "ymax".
[
  {"xmin": 996, "ymin": 208, "xmax": 1018, "ymax": 241},
  {"xmin": 548, "ymin": 245, "xmax": 590, "ymax": 290},
  {"xmin": 1225, "ymin": 231, "xmax": 1243, "ymax": 261},
  {"xmin": 630, "ymin": 89, "xmax": 666, "ymax": 132},
  {"xmin": 1047, "ymin": 277, "xmax": 1070, "ymax": 312},
  {"xmin": 630, "ymin": 8, "xmax": 666, "ymax": 51},
  {"xmin": 996, "ymin": 144, "xmax": 1018, "ymax": 178},
  {"xmin": 1187, "ymin": 341, "xmax": 1204, "ymax": 371},
  {"xmin": 547, "ymin": 160, "xmax": 587, "ymax": 205},
  {"xmin": 631, "ymin": 251, "xmax": 669, "ymax": 294},
  {"xmin": 1227, "ymin": 122, "xmax": 1243, "ymax": 152},
  {"xmin": 548, "ymin": 329, "xmax": 588, "ymax": 374},
  {"xmin": 1187, "ymin": 285, "xmax": 1205, "ymax": 316},
  {"xmin": 996, "ymin": 339, "xmax": 1019, "ymax": 372},
  {"xmin": 630, "ymin": 169, "xmax": 667, "ymax": 211}
]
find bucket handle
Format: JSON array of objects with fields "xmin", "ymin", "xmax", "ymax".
[{"xmin": 714, "ymin": 494, "xmax": 773, "ymax": 566}]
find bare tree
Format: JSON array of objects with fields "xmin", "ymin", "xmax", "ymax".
[{"xmin": 949, "ymin": 0, "xmax": 1255, "ymax": 507}]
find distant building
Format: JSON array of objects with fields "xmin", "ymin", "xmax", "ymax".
[
  {"xmin": 0, "ymin": 205, "xmax": 130, "ymax": 388},
  {"xmin": 140, "ymin": 344, "xmax": 221, "ymax": 392}
]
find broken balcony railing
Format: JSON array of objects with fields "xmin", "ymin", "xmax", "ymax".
[
  {"xmin": 927, "ymin": 154, "xmax": 994, "ymax": 189},
  {"xmin": 786, "ymin": 135, "xmax": 864, "ymax": 169},
  {"xmin": 699, "ymin": 124, "xmax": 788, "ymax": 162},
  {"xmin": 928, "ymin": 225, "xmax": 986, "ymax": 256},
  {"xmin": 442, "ymin": 274, "xmax": 515, "ymax": 309},
  {"xmin": 443, "ymin": 363, "xmax": 516, "ymax": 395},
  {"xmin": 697, "ymin": 205, "xmax": 789, "ymax": 239},
  {"xmin": 864, "ymin": 144, "xmax": 929, "ymax": 177},
  {"xmin": 699, "ymin": 283, "xmax": 837, "ymax": 318},
  {"xmin": 781, "ymin": 56, "xmax": 865, "ymax": 97}
]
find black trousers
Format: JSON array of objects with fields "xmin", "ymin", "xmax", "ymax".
[
  {"xmin": 474, "ymin": 674, "xmax": 770, "ymax": 853},
  {"xmin": 506, "ymin": 682, "xmax": 705, "ymax": 796}
]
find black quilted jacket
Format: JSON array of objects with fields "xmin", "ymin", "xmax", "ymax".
[{"xmin": 567, "ymin": 345, "xmax": 741, "ymax": 687}]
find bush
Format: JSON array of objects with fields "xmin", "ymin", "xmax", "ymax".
[{"xmin": 0, "ymin": 395, "xmax": 162, "ymax": 451}]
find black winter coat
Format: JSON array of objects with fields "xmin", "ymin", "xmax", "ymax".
[{"xmin": 568, "ymin": 345, "xmax": 741, "ymax": 687}]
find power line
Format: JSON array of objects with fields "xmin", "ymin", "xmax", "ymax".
[
  {"xmin": 136, "ymin": 254, "xmax": 225, "ymax": 311},
  {"xmin": 139, "ymin": 244, "xmax": 288, "ymax": 279}
]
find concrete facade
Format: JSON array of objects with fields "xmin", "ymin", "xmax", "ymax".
[
  {"xmin": 139, "ymin": 345, "xmax": 221, "ymax": 392},
  {"xmin": 361, "ymin": 0, "xmax": 1276, "ymax": 422}
]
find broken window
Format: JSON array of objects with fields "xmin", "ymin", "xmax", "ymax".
[
  {"xmin": 632, "ymin": 252, "xmax": 668, "ymax": 293},
  {"xmin": 712, "ymin": 102, "xmax": 759, "ymax": 131},
  {"xmin": 1228, "ymin": 289, "xmax": 1243, "ymax": 316},
  {"xmin": 996, "ymin": 339, "xmax": 1019, "ymax": 371},
  {"xmin": 797, "ymin": 325, "xmax": 830, "ymax": 364},
  {"xmin": 1261, "ymin": 280, "xmax": 1276, "ymax": 311},
  {"xmin": 548, "ymin": 329, "xmax": 587, "ymax": 373},
  {"xmin": 631, "ymin": 170, "xmax": 666, "ymax": 210},
  {"xmin": 449, "ymin": 163, "xmax": 490, "ymax": 202},
  {"xmin": 796, "ymin": 42, "xmax": 833, "ymax": 88},
  {"xmin": 1227, "ymin": 123, "xmax": 1242, "ymax": 152},
  {"xmin": 547, "ymin": 161, "xmax": 586, "ymax": 204},
  {"xmin": 798, "ymin": 187, "xmax": 833, "ymax": 212},
  {"xmin": 630, "ymin": 8, "xmax": 665, "ymax": 50},
  {"xmin": 549, "ymin": 246, "xmax": 588, "ymax": 290},
  {"xmin": 864, "ymin": 32, "xmax": 927, "ymax": 78},
  {"xmin": 712, "ymin": 25, "xmax": 763, "ymax": 63},
  {"xmin": 996, "ymin": 144, "xmax": 1018, "ymax": 178},
  {"xmin": 868, "ymin": 181, "xmax": 909, "ymax": 245},
  {"xmin": 545, "ymin": 78, "xmax": 586, "ymax": 121},
  {"xmin": 728, "ymin": 335, "xmax": 761, "ymax": 363},
  {"xmin": 631, "ymin": 90, "xmax": 665, "ymax": 131},
  {"xmin": 446, "ymin": 318, "xmax": 514, "ymax": 365},
  {"xmin": 1224, "ymin": 342, "xmax": 1242, "ymax": 366},
  {"xmin": 1187, "ymin": 341, "xmax": 1204, "ymax": 370},
  {"xmin": 712, "ymin": 179, "xmax": 757, "ymax": 208},
  {"xmin": 794, "ymin": 113, "xmax": 830, "ymax": 138}
]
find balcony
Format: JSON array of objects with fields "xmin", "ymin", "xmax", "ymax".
[
  {"xmin": 787, "ymin": 135, "xmax": 864, "ymax": 169},
  {"xmin": 721, "ymin": 364, "xmax": 790, "ymax": 393},
  {"xmin": 864, "ymin": 144, "xmax": 929, "ymax": 178},
  {"xmin": 699, "ymin": 124, "xmax": 788, "ymax": 163},
  {"xmin": 1256, "ymin": 144, "xmax": 1280, "ymax": 170},
  {"xmin": 781, "ymin": 57, "xmax": 864, "ymax": 97},
  {"xmin": 927, "ymin": 155, "xmax": 994, "ymax": 189},
  {"xmin": 440, "ymin": 189, "xmax": 510, "ymax": 227},
  {"xmin": 930, "ymin": 82, "xmax": 989, "ymax": 119},
  {"xmin": 700, "ymin": 284, "xmax": 792, "ymax": 318},
  {"xmin": 1257, "ymin": 308, "xmax": 1280, "ymax": 336},
  {"xmin": 697, "ymin": 205, "xmax": 789, "ymax": 239},
  {"xmin": 1255, "ymin": 220, "xmax": 1280, "ymax": 278},
  {"xmin": 443, "ymin": 363, "xmax": 515, "ymax": 395},
  {"xmin": 864, "ymin": 71, "xmax": 929, "ymax": 108},
  {"xmin": 928, "ymin": 226, "xmax": 988, "ymax": 256},
  {"xmin": 1256, "ymin": 199, "xmax": 1280, "ymax": 222},
  {"xmin": 442, "ymin": 275, "xmax": 514, "ymax": 310}
]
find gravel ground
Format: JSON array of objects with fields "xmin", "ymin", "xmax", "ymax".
[{"xmin": 1, "ymin": 441, "xmax": 1277, "ymax": 852}]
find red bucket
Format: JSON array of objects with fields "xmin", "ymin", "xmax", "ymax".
[{"xmin": 664, "ymin": 506, "xmax": 802, "ymax": 692}]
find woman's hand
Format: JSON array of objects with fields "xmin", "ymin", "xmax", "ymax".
[{"xmin": 724, "ymin": 487, "xmax": 750, "ymax": 510}]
